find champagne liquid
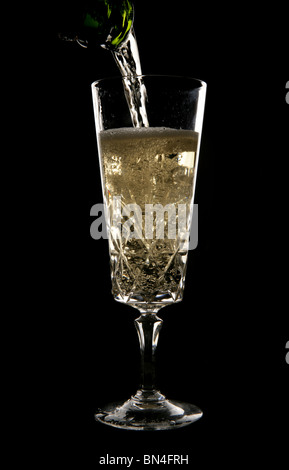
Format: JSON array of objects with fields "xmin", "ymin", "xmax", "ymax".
[
  {"xmin": 112, "ymin": 29, "xmax": 149, "ymax": 127},
  {"xmin": 98, "ymin": 127, "xmax": 199, "ymax": 309}
]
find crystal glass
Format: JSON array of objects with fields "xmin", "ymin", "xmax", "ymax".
[{"xmin": 91, "ymin": 75, "xmax": 207, "ymax": 430}]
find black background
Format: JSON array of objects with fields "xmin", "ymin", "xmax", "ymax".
[{"xmin": 33, "ymin": 1, "xmax": 288, "ymax": 467}]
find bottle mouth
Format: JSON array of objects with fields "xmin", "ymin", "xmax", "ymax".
[
  {"xmin": 57, "ymin": 2, "xmax": 135, "ymax": 51},
  {"xmin": 102, "ymin": 5, "xmax": 135, "ymax": 51}
]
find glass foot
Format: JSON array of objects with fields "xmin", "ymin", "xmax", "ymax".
[{"xmin": 95, "ymin": 390, "xmax": 202, "ymax": 430}]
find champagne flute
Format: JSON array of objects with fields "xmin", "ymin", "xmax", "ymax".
[{"xmin": 91, "ymin": 75, "xmax": 206, "ymax": 430}]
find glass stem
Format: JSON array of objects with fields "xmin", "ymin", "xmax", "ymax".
[{"xmin": 134, "ymin": 312, "xmax": 163, "ymax": 391}]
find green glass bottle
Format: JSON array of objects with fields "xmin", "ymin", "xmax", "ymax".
[{"xmin": 58, "ymin": 0, "xmax": 134, "ymax": 50}]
